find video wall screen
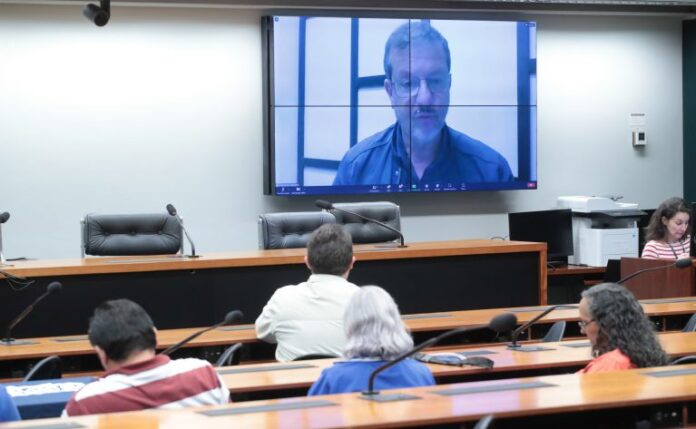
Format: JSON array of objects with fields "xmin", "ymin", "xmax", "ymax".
[{"xmin": 263, "ymin": 16, "xmax": 537, "ymax": 196}]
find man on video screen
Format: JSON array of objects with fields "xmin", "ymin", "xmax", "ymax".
[{"xmin": 333, "ymin": 21, "xmax": 514, "ymax": 187}]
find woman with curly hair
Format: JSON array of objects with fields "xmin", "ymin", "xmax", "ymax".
[
  {"xmin": 642, "ymin": 197, "xmax": 691, "ymax": 259},
  {"xmin": 577, "ymin": 283, "xmax": 669, "ymax": 373}
]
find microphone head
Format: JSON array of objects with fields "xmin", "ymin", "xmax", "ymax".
[
  {"xmin": 489, "ymin": 313, "xmax": 518, "ymax": 333},
  {"xmin": 0, "ymin": 212, "xmax": 9, "ymax": 224},
  {"xmin": 166, "ymin": 204, "xmax": 177, "ymax": 216},
  {"xmin": 223, "ymin": 310, "xmax": 244, "ymax": 324},
  {"xmin": 315, "ymin": 200, "xmax": 333, "ymax": 210},
  {"xmin": 46, "ymin": 281, "xmax": 63, "ymax": 295},
  {"xmin": 676, "ymin": 257, "xmax": 693, "ymax": 269}
]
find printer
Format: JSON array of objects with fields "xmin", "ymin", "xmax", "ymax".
[{"xmin": 557, "ymin": 196, "xmax": 646, "ymax": 267}]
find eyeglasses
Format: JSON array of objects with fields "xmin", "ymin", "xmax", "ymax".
[
  {"xmin": 389, "ymin": 74, "xmax": 451, "ymax": 98},
  {"xmin": 578, "ymin": 319, "xmax": 596, "ymax": 329}
]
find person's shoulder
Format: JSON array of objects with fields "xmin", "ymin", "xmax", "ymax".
[
  {"xmin": 322, "ymin": 360, "xmax": 376, "ymax": 379},
  {"xmin": 339, "ymin": 125, "xmax": 395, "ymax": 164},
  {"xmin": 268, "ymin": 283, "xmax": 306, "ymax": 299},
  {"xmin": 583, "ymin": 349, "xmax": 634, "ymax": 373},
  {"xmin": 168, "ymin": 357, "xmax": 215, "ymax": 370},
  {"xmin": 447, "ymin": 127, "xmax": 507, "ymax": 164},
  {"xmin": 598, "ymin": 349, "xmax": 634, "ymax": 368},
  {"xmin": 68, "ymin": 376, "xmax": 115, "ymax": 402},
  {"xmin": 402, "ymin": 358, "xmax": 435, "ymax": 376}
]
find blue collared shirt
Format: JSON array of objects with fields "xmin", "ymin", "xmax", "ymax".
[{"xmin": 333, "ymin": 123, "xmax": 513, "ymax": 186}]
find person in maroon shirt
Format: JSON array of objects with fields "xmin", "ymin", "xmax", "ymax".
[{"xmin": 577, "ymin": 283, "xmax": 668, "ymax": 374}]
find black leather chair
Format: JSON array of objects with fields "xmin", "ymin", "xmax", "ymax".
[
  {"xmin": 81, "ymin": 213, "xmax": 182, "ymax": 257},
  {"xmin": 473, "ymin": 414, "xmax": 495, "ymax": 429},
  {"xmin": 258, "ymin": 212, "xmax": 336, "ymax": 249},
  {"xmin": 292, "ymin": 353, "xmax": 338, "ymax": 361},
  {"xmin": 683, "ymin": 313, "xmax": 696, "ymax": 332},
  {"xmin": 330, "ymin": 202, "xmax": 401, "ymax": 244},
  {"xmin": 671, "ymin": 355, "xmax": 696, "ymax": 365},
  {"xmin": 23, "ymin": 355, "xmax": 62, "ymax": 382},
  {"xmin": 542, "ymin": 321, "xmax": 566, "ymax": 342},
  {"xmin": 216, "ymin": 343, "xmax": 244, "ymax": 367}
]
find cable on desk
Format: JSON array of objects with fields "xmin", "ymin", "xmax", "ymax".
[{"xmin": 0, "ymin": 269, "xmax": 35, "ymax": 292}]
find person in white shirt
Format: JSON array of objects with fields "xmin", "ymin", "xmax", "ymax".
[{"xmin": 255, "ymin": 224, "xmax": 360, "ymax": 361}]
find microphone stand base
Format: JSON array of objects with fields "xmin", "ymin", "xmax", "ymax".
[
  {"xmin": 359, "ymin": 392, "xmax": 422, "ymax": 402},
  {"xmin": 186, "ymin": 255, "xmax": 201, "ymax": 259},
  {"xmin": 506, "ymin": 344, "xmax": 555, "ymax": 352},
  {"xmin": 371, "ymin": 243, "xmax": 408, "ymax": 249}
]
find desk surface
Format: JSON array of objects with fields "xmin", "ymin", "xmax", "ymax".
[
  {"xmin": 2, "ymin": 298, "xmax": 696, "ymax": 362},
  {"xmin": 0, "ymin": 239, "xmax": 546, "ymax": 278},
  {"xmin": 547, "ymin": 265, "xmax": 607, "ymax": 276},
  {"xmin": 5, "ymin": 364, "xmax": 696, "ymax": 428},
  {"xmin": 6, "ymin": 332, "xmax": 695, "ymax": 421},
  {"xmin": 219, "ymin": 331, "xmax": 696, "ymax": 394}
]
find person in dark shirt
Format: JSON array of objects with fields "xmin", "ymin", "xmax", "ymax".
[{"xmin": 333, "ymin": 20, "xmax": 513, "ymax": 187}]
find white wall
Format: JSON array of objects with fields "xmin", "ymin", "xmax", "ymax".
[{"xmin": 0, "ymin": 4, "xmax": 684, "ymax": 259}]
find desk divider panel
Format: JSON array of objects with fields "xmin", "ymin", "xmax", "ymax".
[
  {"xmin": 434, "ymin": 380, "xmax": 555, "ymax": 396},
  {"xmin": 643, "ymin": 367, "xmax": 696, "ymax": 378},
  {"xmin": 197, "ymin": 399, "xmax": 337, "ymax": 416},
  {"xmin": 217, "ymin": 363, "xmax": 316, "ymax": 375}
]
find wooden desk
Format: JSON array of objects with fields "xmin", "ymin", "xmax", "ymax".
[
  {"xmin": 219, "ymin": 331, "xmax": 696, "ymax": 396},
  {"xmin": 2, "ymin": 298, "xmax": 696, "ymax": 368},
  {"xmin": 6, "ymin": 364, "xmax": 696, "ymax": 428},
  {"xmin": 621, "ymin": 257, "xmax": 696, "ymax": 299},
  {"xmin": 0, "ymin": 297, "xmax": 693, "ymax": 382},
  {"xmin": 0, "ymin": 240, "xmax": 546, "ymax": 338}
]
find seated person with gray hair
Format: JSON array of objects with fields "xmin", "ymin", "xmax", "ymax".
[
  {"xmin": 63, "ymin": 299, "xmax": 229, "ymax": 416},
  {"xmin": 307, "ymin": 286, "xmax": 435, "ymax": 395},
  {"xmin": 256, "ymin": 223, "xmax": 360, "ymax": 362}
]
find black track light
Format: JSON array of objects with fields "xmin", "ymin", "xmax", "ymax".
[{"xmin": 83, "ymin": 1, "xmax": 110, "ymax": 27}]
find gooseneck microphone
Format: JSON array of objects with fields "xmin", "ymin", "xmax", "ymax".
[
  {"xmin": 315, "ymin": 200, "xmax": 406, "ymax": 248},
  {"xmin": 0, "ymin": 212, "xmax": 9, "ymax": 265},
  {"xmin": 160, "ymin": 310, "xmax": 244, "ymax": 356},
  {"xmin": 617, "ymin": 257, "xmax": 692, "ymax": 285},
  {"xmin": 3, "ymin": 281, "xmax": 62, "ymax": 344},
  {"xmin": 507, "ymin": 305, "xmax": 571, "ymax": 349},
  {"xmin": 362, "ymin": 313, "xmax": 517, "ymax": 397},
  {"xmin": 166, "ymin": 204, "xmax": 199, "ymax": 258}
]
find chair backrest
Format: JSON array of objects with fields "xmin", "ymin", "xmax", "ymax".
[
  {"xmin": 671, "ymin": 355, "xmax": 696, "ymax": 365},
  {"xmin": 330, "ymin": 202, "xmax": 401, "ymax": 244},
  {"xmin": 216, "ymin": 343, "xmax": 243, "ymax": 367},
  {"xmin": 473, "ymin": 414, "xmax": 495, "ymax": 429},
  {"xmin": 542, "ymin": 320, "xmax": 566, "ymax": 343},
  {"xmin": 257, "ymin": 212, "xmax": 336, "ymax": 249},
  {"xmin": 82, "ymin": 213, "xmax": 182, "ymax": 257},
  {"xmin": 292, "ymin": 353, "xmax": 338, "ymax": 361},
  {"xmin": 683, "ymin": 313, "xmax": 696, "ymax": 332},
  {"xmin": 604, "ymin": 259, "xmax": 621, "ymax": 282},
  {"xmin": 23, "ymin": 355, "xmax": 62, "ymax": 382}
]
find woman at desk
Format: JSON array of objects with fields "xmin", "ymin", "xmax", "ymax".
[
  {"xmin": 642, "ymin": 197, "xmax": 691, "ymax": 259},
  {"xmin": 578, "ymin": 283, "xmax": 668, "ymax": 373},
  {"xmin": 308, "ymin": 286, "xmax": 434, "ymax": 395}
]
